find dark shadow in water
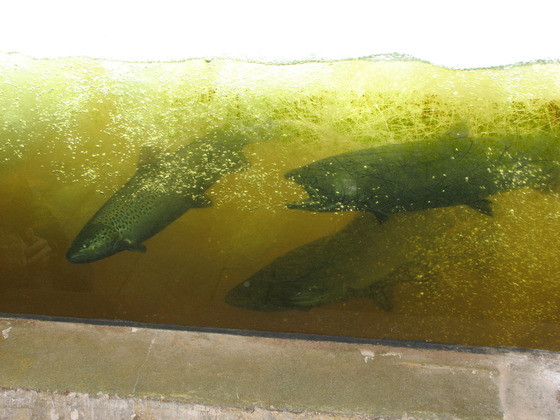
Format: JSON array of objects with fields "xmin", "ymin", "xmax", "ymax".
[{"xmin": 0, "ymin": 170, "xmax": 93, "ymax": 295}]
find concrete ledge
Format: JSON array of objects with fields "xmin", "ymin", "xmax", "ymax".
[
  {"xmin": 0, "ymin": 317, "xmax": 559, "ymax": 419},
  {"xmin": 0, "ymin": 388, "xmax": 355, "ymax": 420}
]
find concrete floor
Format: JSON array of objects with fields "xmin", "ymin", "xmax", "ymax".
[{"xmin": 0, "ymin": 316, "xmax": 559, "ymax": 419}]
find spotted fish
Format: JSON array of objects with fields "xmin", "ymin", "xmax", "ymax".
[{"xmin": 67, "ymin": 128, "xmax": 253, "ymax": 263}]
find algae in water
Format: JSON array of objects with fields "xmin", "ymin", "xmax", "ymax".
[{"xmin": 1, "ymin": 53, "xmax": 559, "ymax": 350}]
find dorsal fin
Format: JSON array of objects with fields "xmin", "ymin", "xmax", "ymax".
[{"xmin": 137, "ymin": 145, "xmax": 166, "ymax": 172}]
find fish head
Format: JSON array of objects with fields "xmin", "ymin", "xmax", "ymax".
[
  {"xmin": 224, "ymin": 265, "xmax": 299, "ymax": 311},
  {"xmin": 225, "ymin": 266, "xmax": 328, "ymax": 312},
  {"xmin": 66, "ymin": 222, "xmax": 125, "ymax": 263},
  {"xmin": 285, "ymin": 162, "xmax": 333, "ymax": 191},
  {"xmin": 225, "ymin": 277, "xmax": 286, "ymax": 312}
]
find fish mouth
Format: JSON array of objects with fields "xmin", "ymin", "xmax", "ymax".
[
  {"xmin": 66, "ymin": 244, "xmax": 108, "ymax": 264},
  {"xmin": 66, "ymin": 248, "xmax": 95, "ymax": 264},
  {"xmin": 284, "ymin": 168, "xmax": 301, "ymax": 183}
]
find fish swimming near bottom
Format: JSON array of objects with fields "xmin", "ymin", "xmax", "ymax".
[
  {"xmin": 67, "ymin": 128, "xmax": 253, "ymax": 263},
  {"xmin": 285, "ymin": 132, "xmax": 560, "ymax": 222},
  {"xmin": 225, "ymin": 214, "xmax": 432, "ymax": 312}
]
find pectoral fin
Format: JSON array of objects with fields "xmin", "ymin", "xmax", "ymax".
[
  {"xmin": 467, "ymin": 199, "xmax": 493, "ymax": 216},
  {"xmin": 365, "ymin": 262, "xmax": 433, "ymax": 311},
  {"xmin": 365, "ymin": 283, "xmax": 395, "ymax": 311},
  {"xmin": 288, "ymin": 285, "xmax": 331, "ymax": 307},
  {"xmin": 123, "ymin": 240, "xmax": 147, "ymax": 253}
]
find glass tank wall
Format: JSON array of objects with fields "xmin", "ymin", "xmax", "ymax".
[{"xmin": 1, "ymin": 53, "xmax": 559, "ymax": 350}]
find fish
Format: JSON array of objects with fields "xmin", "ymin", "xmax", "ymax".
[
  {"xmin": 285, "ymin": 132, "xmax": 560, "ymax": 222},
  {"xmin": 66, "ymin": 128, "xmax": 254, "ymax": 263},
  {"xmin": 225, "ymin": 214, "xmax": 432, "ymax": 312}
]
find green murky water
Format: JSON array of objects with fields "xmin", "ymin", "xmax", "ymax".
[{"xmin": 1, "ymin": 53, "xmax": 559, "ymax": 350}]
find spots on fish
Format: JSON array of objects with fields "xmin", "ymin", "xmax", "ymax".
[{"xmin": 67, "ymin": 129, "xmax": 253, "ymax": 263}]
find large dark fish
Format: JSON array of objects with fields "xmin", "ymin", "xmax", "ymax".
[
  {"xmin": 67, "ymin": 128, "xmax": 252, "ymax": 263},
  {"xmin": 225, "ymin": 214, "xmax": 432, "ymax": 312},
  {"xmin": 285, "ymin": 133, "xmax": 560, "ymax": 222}
]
